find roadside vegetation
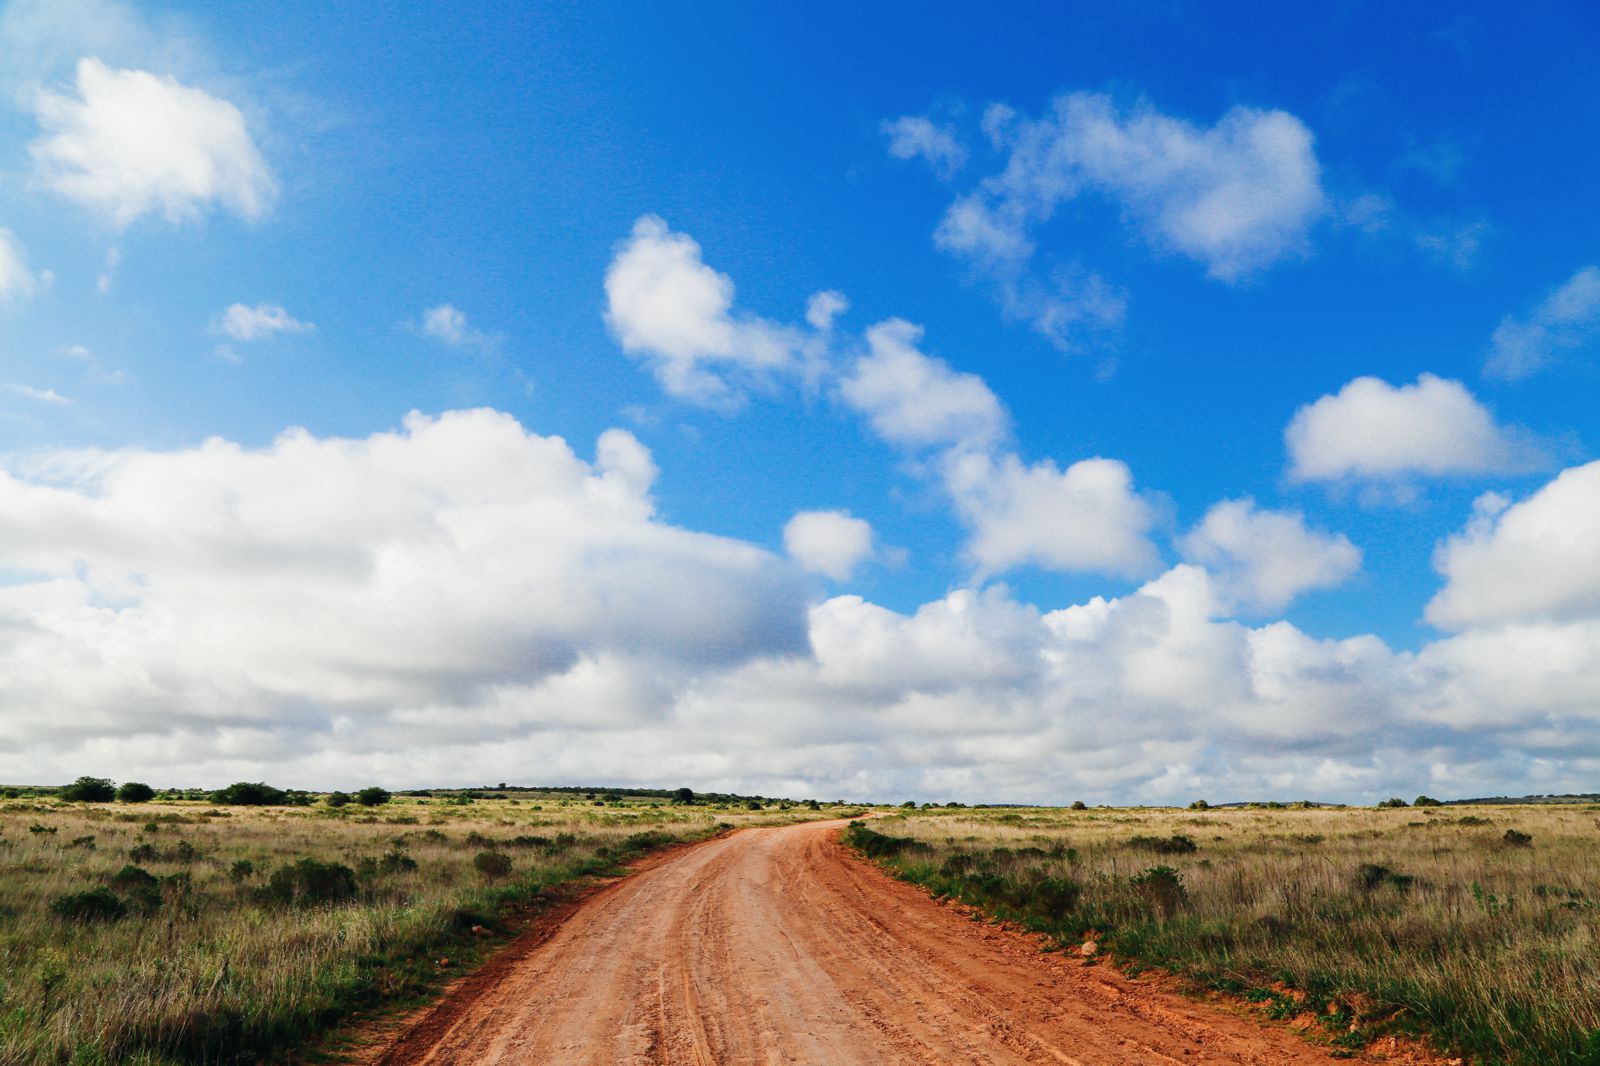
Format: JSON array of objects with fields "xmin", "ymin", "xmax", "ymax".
[
  {"xmin": 844, "ymin": 803, "xmax": 1600, "ymax": 1065},
  {"xmin": 0, "ymin": 782, "xmax": 838, "ymax": 1065}
]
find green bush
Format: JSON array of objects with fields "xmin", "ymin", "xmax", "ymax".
[
  {"xmin": 1413, "ymin": 794, "xmax": 1443, "ymax": 807},
  {"xmin": 109, "ymin": 865, "xmax": 158, "ymax": 891},
  {"xmin": 1128, "ymin": 834, "xmax": 1198, "ymax": 855},
  {"xmin": 50, "ymin": 886, "xmax": 127, "ymax": 923},
  {"xmin": 1130, "ymin": 865, "xmax": 1187, "ymax": 917},
  {"xmin": 1503, "ymin": 829, "xmax": 1533, "ymax": 848},
  {"xmin": 1377, "ymin": 796, "xmax": 1409, "ymax": 808},
  {"xmin": 473, "ymin": 851, "xmax": 513, "ymax": 879},
  {"xmin": 261, "ymin": 858, "xmax": 358, "ymax": 906},
  {"xmin": 326, "ymin": 791, "xmax": 351, "ymax": 808},
  {"xmin": 355, "ymin": 786, "xmax": 391, "ymax": 807},
  {"xmin": 60, "ymin": 776, "xmax": 116, "ymax": 803},
  {"xmin": 1069, "ymin": 800, "xmax": 1088, "ymax": 810},
  {"xmin": 116, "ymin": 781, "xmax": 156, "ymax": 803},
  {"xmin": 212, "ymin": 781, "xmax": 289, "ymax": 806},
  {"xmin": 229, "ymin": 859, "xmax": 256, "ymax": 882}
]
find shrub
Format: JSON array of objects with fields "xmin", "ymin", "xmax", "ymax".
[
  {"xmin": 1131, "ymin": 865, "xmax": 1187, "ymax": 917},
  {"xmin": 1503, "ymin": 829, "xmax": 1533, "ymax": 848},
  {"xmin": 674, "ymin": 787, "xmax": 695, "ymax": 805},
  {"xmin": 67, "ymin": 835, "xmax": 96, "ymax": 849},
  {"xmin": 109, "ymin": 865, "xmax": 158, "ymax": 891},
  {"xmin": 1128, "ymin": 834, "xmax": 1198, "ymax": 855},
  {"xmin": 1413, "ymin": 795, "xmax": 1443, "ymax": 807},
  {"xmin": 843, "ymin": 821, "xmax": 928, "ymax": 859},
  {"xmin": 1069, "ymin": 800, "xmax": 1087, "ymax": 810},
  {"xmin": 229, "ymin": 859, "xmax": 256, "ymax": 882},
  {"xmin": 325, "ymin": 791, "xmax": 351, "ymax": 808},
  {"xmin": 59, "ymin": 776, "xmax": 116, "ymax": 803},
  {"xmin": 128, "ymin": 843, "xmax": 158, "ymax": 863},
  {"xmin": 29, "ymin": 823, "xmax": 57, "ymax": 834},
  {"xmin": 262, "ymin": 859, "xmax": 358, "ymax": 906},
  {"xmin": 355, "ymin": 786, "xmax": 391, "ymax": 807},
  {"xmin": 473, "ymin": 851, "xmax": 513, "ymax": 879},
  {"xmin": 212, "ymin": 781, "xmax": 289, "ymax": 806},
  {"xmin": 379, "ymin": 850, "xmax": 418, "ymax": 874},
  {"xmin": 1188, "ymin": 799, "xmax": 1210, "ymax": 810},
  {"xmin": 1356, "ymin": 862, "xmax": 1415, "ymax": 893},
  {"xmin": 50, "ymin": 887, "xmax": 126, "ymax": 923},
  {"xmin": 116, "ymin": 781, "xmax": 155, "ymax": 803},
  {"xmin": 1377, "ymin": 797, "xmax": 1409, "ymax": 808}
]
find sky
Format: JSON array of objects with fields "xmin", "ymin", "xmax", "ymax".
[{"xmin": 1, "ymin": 0, "xmax": 1599, "ymax": 803}]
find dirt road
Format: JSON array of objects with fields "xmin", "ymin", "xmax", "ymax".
[{"xmin": 373, "ymin": 819, "xmax": 1381, "ymax": 1065}]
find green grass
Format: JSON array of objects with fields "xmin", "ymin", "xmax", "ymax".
[
  {"xmin": 0, "ymin": 792, "xmax": 831, "ymax": 1065},
  {"xmin": 843, "ymin": 804, "xmax": 1600, "ymax": 1065}
]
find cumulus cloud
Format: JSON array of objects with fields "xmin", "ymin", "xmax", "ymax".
[
  {"xmin": 1484, "ymin": 265, "xmax": 1600, "ymax": 380},
  {"xmin": 1426, "ymin": 463, "xmax": 1600, "ymax": 629},
  {"xmin": 0, "ymin": 230, "xmax": 39, "ymax": 301},
  {"xmin": 902, "ymin": 91, "xmax": 1322, "ymax": 353},
  {"xmin": 784, "ymin": 510, "xmax": 875, "ymax": 581},
  {"xmin": 1179, "ymin": 499, "xmax": 1361, "ymax": 612},
  {"xmin": 0, "ymin": 410, "xmax": 810, "ymax": 775},
  {"xmin": 1286, "ymin": 373, "xmax": 1545, "ymax": 488},
  {"xmin": 28, "ymin": 57, "xmax": 274, "ymax": 229},
  {"xmin": 3, "ymin": 412, "xmax": 1600, "ymax": 802},
  {"xmin": 882, "ymin": 114, "xmax": 967, "ymax": 179},
  {"xmin": 943, "ymin": 450, "xmax": 1160, "ymax": 579},
  {"xmin": 213, "ymin": 302, "xmax": 313, "ymax": 342},
  {"xmin": 420, "ymin": 303, "xmax": 497, "ymax": 350},
  {"xmin": 604, "ymin": 215, "xmax": 817, "ymax": 406},
  {"xmin": 968, "ymin": 92, "xmax": 1326, "ymax": 282},
  {"xmin": 838, "ymin": 318, "xmax": 1008, "ymax": 451}
]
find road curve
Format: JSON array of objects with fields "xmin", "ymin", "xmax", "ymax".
[{"xmin": 373, "ymin": 819, "xmax": 1370, "ymax": 1065}]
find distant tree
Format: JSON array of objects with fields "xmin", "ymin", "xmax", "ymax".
[
  {"xmin": 115, "ymin": 782, "xmax": 155, "ymax": 804},
  {"xmin": 1377, "ymin": 797, "xmax": 1410, "ymax": 809},
  {"xmin": 901, "ymin": 800, "xmax": 917, "ymax": 808},
  {"xmin": 212, "ymin": 781, "xmax": 289, "ymax": 806},
  {"xmin": 1188, "ymin": 799, "xmax": 1210, "ymax": 810},
  {"xmin": 355, "ymin": 787, "xmax": 391, "ymax": 807},
  {"xmin": 673, "ymin": 787, "xmax": 695, "ymax": 805},
  {"xmin": 326, "ymin": 791, "xmax": 351, "ymax": 808},
  {"xmin": 1070, "ymin": 800, "xmax": 1088, "ymax": 811},
  {"xmin": 60, "ymin": 776, "xmax": 116, "ymax": 803},
  {"xmin": 1413, "ymin": 795, "xmax": 1443, "ymax": 807}
]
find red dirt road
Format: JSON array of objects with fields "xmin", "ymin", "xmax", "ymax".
[{"xmin": 372, "ymin": 819, "xmax": 1388, "ymax": 1065}]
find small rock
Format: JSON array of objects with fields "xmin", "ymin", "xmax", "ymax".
[
  {"xmin": 470, "ymin": 924, "xmax": 493, "ymax": 937},
  {"xmin": 1078, "ymin": 939, "xmax": 1098, "ymax": 957}
]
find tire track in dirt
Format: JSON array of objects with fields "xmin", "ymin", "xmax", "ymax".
[{"xmin": 369, "ymin": 818, "xmax": 1419, "ymax": 1065}]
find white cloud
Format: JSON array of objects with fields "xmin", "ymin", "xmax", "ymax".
[
  {"xmin": 1484, "ymin": 265, "xmax": 1600, "ymax": 380},
  {"xmin": 2, "ymin": 382, "xmax": 72, "ymax": 404},
  {"xmin": 882, "ymin": 114, "xmax": 967, "ymax": 179},
  {"xmin": 784, "ymin": 510, "xmax": 875, "ymax": 581},
  {"xmin": 1286, "ymin": 373, "xmax": 1545, "ymax": 487},
  {"xmin": 603, "ymin": 215, "xmax": 809, "ymax": 406},
  {"xmin": 838, "ymin": 318, "xmax": 1007, "ymax": 451},
  {"xmin": 1426, "ymin": 463, "xmax": 1600, "ymax": 630},
  {"xmin": 0, "ymin": 409, "xmax": 809, "ymax": 767},
  {"xmin": 805, "ymin": 289, "xmax": 848, "ymax": 332},
  {"xmin": 950, "ymin": 91, "xmax": 1326, "ymax": 282},
  {"xmin": 3, "ymin": 412, "xmax": 1600, "ymax": 802},
  {"xmin": 28, "ymin": 57, "xmax": 274, "ymax": 229},
  {"xmin": 1179, "ymin": 498, "xmax": 1360, "ymax": 612},
  {"xmin": 0, "ymin": 230, "xmax": 39, "ymax": 301},
  {"xmin": 419, "ymin": 303, "xmax": 497, "ymax": 350},
  {"xmin": 213, "ymin": 302, "xmax": 313, "ymax": 342},
  {"xmin": 943, "ymin": 450, "xmax": 1160, "ymax": 579}
]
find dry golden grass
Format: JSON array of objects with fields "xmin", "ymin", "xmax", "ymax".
[
  {"xmin": 0, "ymin": 791, "xmax": 832, "ymax": 1065},
  {"xmin": 854, "ymin": 803, "xmax": 1600, "ymax": 1064}
]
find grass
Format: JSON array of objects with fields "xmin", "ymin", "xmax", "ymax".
[
  {"xmin": 843, "ymin": 803, "xmax": 1600, "ymax": 1065},
  {"xmin": 0, "ymin": 789, "xmax": 835, "ymax": 1065}
]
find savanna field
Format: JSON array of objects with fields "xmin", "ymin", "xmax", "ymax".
[
  {"xmin": 843, "ymin": 802, "xmax": 1600, "ymax": 1066},
  {"xmin": 0, "ymin": 783, "xmax": 842, "ymax": 1066}
]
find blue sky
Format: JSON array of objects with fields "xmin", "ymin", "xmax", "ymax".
[{"xmin": 2, "ymin": 1, "xmax": 1599, "ymax": 802}]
